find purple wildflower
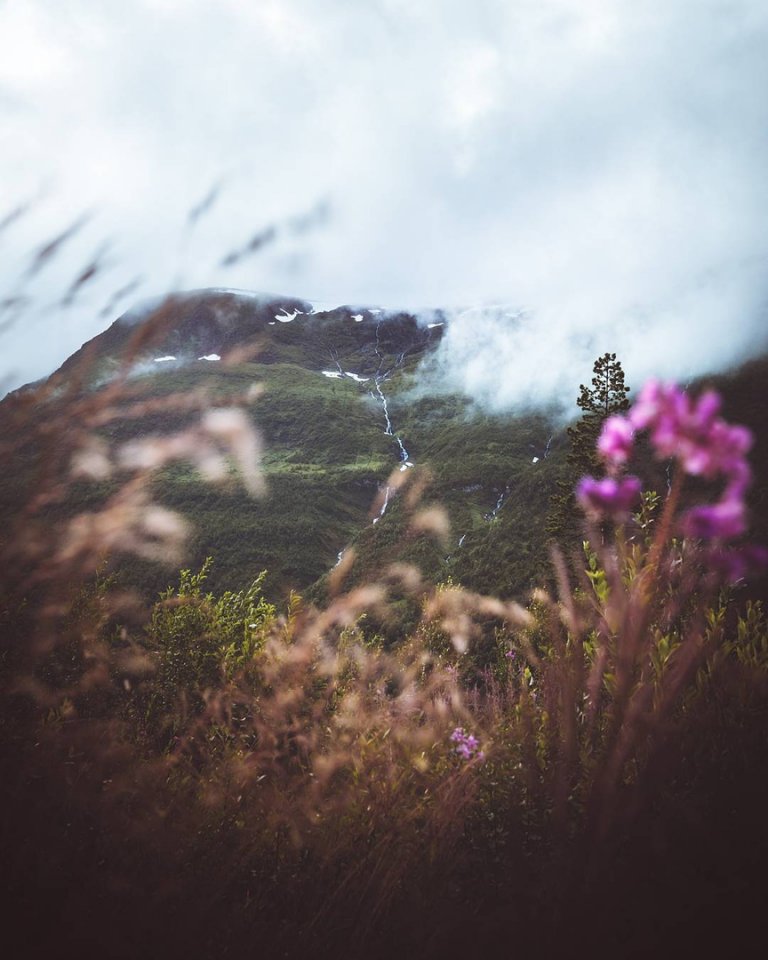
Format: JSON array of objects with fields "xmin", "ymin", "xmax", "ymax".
[
  {"xmin": 627, "ymin": 380, "xmax": 753, "ymax": 481},
  {"xmin": 680, "ymin": 498, "xmax": 747, "ymax": 541},
  {"xmin": 576, "ymin": 475, "xmax": 642, "ymax": 521},
  {"xmin": 597, "ymin": 415, "xmax": 635, "ymax": 468},
  {"xmin": 609, "ymin": 379, "xmax": 758, "ymax": 549},
  {"xmin": 628, "ymin": 380, "xmax": 690, "ymax": 434},
  {"xmin": 627, "ymin": 380, "xmax": 670, "ymax": 431},
  {"xmin": 577, "ymin": 380, "xmax": 763, "ymax": 571},
  {"xmin": 627, "ymin": 382, "xmax": 655, "ymax": 428},
  {"xmin": 705, "ymin": 545, "xmax": 768, "ymax": 584},
  {"xmin": 450, "ymin": 726, "xmax": 484, "ymax": 762},
  {"xmin": 705, "ymin": 421, "xmax": 753, "ymax": 479},
  {"xmin": 723, "ymin": 459, "xmax": 752, "ymax": 501}
]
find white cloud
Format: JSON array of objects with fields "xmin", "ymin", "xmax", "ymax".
[{"xmin": 0, "ymin": 0, "xmax": 767, "ymax": 401}]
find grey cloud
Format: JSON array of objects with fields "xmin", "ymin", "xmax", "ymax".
[{"xmin": 0, "ymin": 0, "xmax": 767, "ymax": 402}]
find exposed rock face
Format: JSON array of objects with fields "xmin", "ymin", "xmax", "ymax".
[{"xmin": 54, "ymin": 289, "xmax": 443, "ymax": 386}]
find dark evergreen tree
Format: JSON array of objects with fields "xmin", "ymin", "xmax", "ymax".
[{"xmin": 546, "ymin": 352, "xmax": 630, "ymax": 543}]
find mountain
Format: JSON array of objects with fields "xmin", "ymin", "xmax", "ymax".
[
  {"xmin": 0, "ymin": 290, "xmax": 566, "ymax": 604},
  {"xmin": 1, "ymin": 288, "xmax": 766, "ymax": 606}
]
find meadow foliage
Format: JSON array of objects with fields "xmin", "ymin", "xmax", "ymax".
[{"xmin": 2, "ymin": 315, "xmax": 767, "ymax": 957}]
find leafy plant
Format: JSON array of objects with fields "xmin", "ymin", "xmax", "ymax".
[{"xmin": 140, "ymin": 558, "xmax": 276, "ymax": 737}]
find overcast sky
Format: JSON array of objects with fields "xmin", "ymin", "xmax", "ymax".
[{"xmin": 1, "ymin": 0, "xmax": 767, "ymax": 403}]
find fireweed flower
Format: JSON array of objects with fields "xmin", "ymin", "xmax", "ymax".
[
  {"xmin": 626, "ymin": 381, "xmax": 753, "ymax": 480},
  {"xmin": 723, "ymin": 460, "xmax": 752, "ymax": 501},
  {"xmin": 584, "ymin": 381, "xmax": 757, "ymax": 549},
  {"xmin": 598, "ymin": 415, "xmax": 636, "ymax": 468},
  {"xmin": 704, "ymin": 421, "xmax": 753, "ymax": 480},
  {"xmin": 627, "ymin": 380, "xmax": 676, "ymax": 431},
  {"xmin": 450, "ymin": 726, "xmax": 484, "ymax": 762},
  {"xmin": 680, "ymin": 498, "xmax": 747, "ymax": 541},
  {"xmin": 576, "ymin": 475, "xmax": 642, "ymax": 521},
  {"xmin": 705, "ymin": 545, "xmax": 768, "ymax": 585}
]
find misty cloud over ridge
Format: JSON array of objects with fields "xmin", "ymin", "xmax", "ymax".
[
  {"xmin": 421, "ymin": 262, "xmax": 768, "ymax": 414},
  {"xmin": 1, "ymin": 0, "xmax": 767, "ymax": 399}
]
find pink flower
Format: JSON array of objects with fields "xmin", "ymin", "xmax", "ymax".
[
  {"xmin": 680, "ymin": 498, "xmax": 747, "ymax": 541},
  {"xmin": 597, "ymin": 416, "xmax": 635, "ymax": 467},
  {"xmin": 450, "ymin": 726, "xmax": 484, "ymax": 761},
  {"xmin": 705, "ymin": 421, "xmax": 753, "ymax": 479},
  {"xmin": 576, "ymin": 475, "xmax": 642, "ymax": 521},
  {"xmin": 691, "ymin": 389, "xmax": 721, "ymax": 423},
  {"xmin": 628, "ymin": 380, "xmax": 682, "ymax": 432},
  {"xmin": 724, "ymin": 459, "xmax": 752, "ymax": 501},
  {"xmin": 705, "ymin": 545, "xmax": 768, "ymax": 584},
  {"xmin": 627, "ymin": 381, "xmax": 753, "ymax": 480},
  {"xmin": 576, "ymin": 380, "xmax": 763, "ymax": 567}
]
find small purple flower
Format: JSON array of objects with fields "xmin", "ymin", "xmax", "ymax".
[
  {"xmin": 705, "ymin": 545, "xmax": 768, "ymax": 584},
  {"xmin": 705, "ymin": 421, "xmax": 753, "ymax": 479},
  {"xmin": 450, "ymin": 726, "xmax": 484, "ymax": 762},
  {"xmin": 680, "ymin": 497, "xmax": 747, "ymax": 541},
  {"xmin": 576, "ymin": 379, "xmax": 763, "ymax": 568},
  {"xmin": 628, "ymin": 380, "xmax": 683, "ymax": 432},
  {"xmin": 627, "ymin": 381, "xmax": 753, "ymax": 481},
  {"xmin": 691, "ymin": 389, "xmax": 721, "ymax": 426},
  {"xmin": 597, "ymin": 415, "xmax": 635, "ymax": 467},
  {"xmin": 626, "ymin": 380, "xmax": 660, "ymax": 430},
  {"xmin": 576, "ymin": 474, "xmax": 642, "ymax": 521},
  {"xmin": 505, "ymin": 649, "xmax": 517, "ymax": 661}
]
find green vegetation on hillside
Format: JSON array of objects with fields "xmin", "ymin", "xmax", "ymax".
[
  {"xmin": 3, "ymin": 299, "xmax": 768, "ymax": 958},
  {"xmin": 0, "ymin": 297, "xmax": 565, "ymax": 602}
]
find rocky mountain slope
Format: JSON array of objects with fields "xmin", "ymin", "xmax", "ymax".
[{"xmin": 2, "ymin": 288, "xmax": 766, "ymax": 605}]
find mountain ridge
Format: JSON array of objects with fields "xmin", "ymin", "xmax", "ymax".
[{"xmin": 3, "ymin": 288, "xmax": 766, "ymax": 608}]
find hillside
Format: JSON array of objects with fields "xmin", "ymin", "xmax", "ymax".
[
  {"xmin": 2, "ymin": 289, "xmax": 768, "ymax": 959},
  {"xmin": 2, "ymin": 288, "xmax": 766, "ymax": 606},
  {"xmin": 0, "ymin": 291, "xmax": 565, "ymax": 603}
]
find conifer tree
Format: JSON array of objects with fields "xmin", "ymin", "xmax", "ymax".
[{"xmin": 547, "ymin": 352, "xmax": 630, "ymax": 543}]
